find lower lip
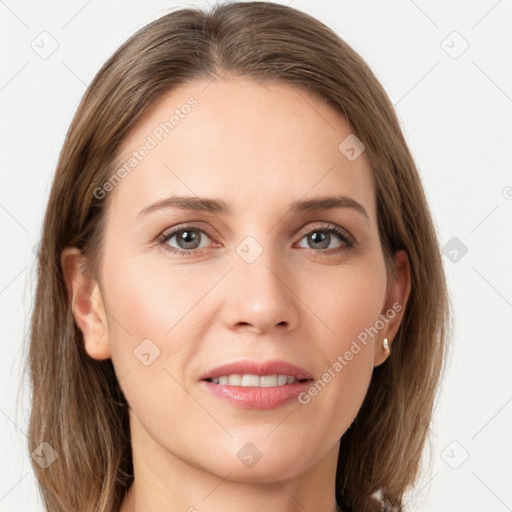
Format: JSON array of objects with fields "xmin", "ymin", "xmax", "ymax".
[{"xmin": 200, "ymin": 380, "xmax": 313, "ymax": 410}]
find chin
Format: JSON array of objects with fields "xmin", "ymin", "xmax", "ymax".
[{"xmin": 198, "ymin": 444, "xmax": 315, "ymax": 483}]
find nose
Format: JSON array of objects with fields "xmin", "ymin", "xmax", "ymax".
[{"xmin": 219, "ymin": 245, "xmax": 300, "ymax": 335}]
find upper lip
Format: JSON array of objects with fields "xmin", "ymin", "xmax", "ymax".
[{"xmin": 199, "ymin": 359, "xmax": 314, "ymax": 381}]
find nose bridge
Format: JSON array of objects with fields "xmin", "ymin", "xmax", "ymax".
[
  {"xmin": 221, "ymin": 232, "xmax": 299, "ymax": 332},
  {"xmin": 234, "ymin": 232, "xmax": 288, "ymax": 298}
]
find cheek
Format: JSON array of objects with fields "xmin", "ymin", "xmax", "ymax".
[
  {"xmin": 303, "ymin": 256, "xmax": 387, "ymax": 352},
  {"xmin": 98, "ymin": 250, "xmax": 204, "ymax": 401},
  {"xmin": 298, "ymin": 259, "xmax": 386, "ymax": 431},
  {"xmin": 101, "ymin": 250, "xmax": 216, "ymax": 342},
  {"xmin": 101, "ymin": 255, "xmax": 201, "ymax": 440}
]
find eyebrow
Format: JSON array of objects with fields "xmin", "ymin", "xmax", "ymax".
[{"xmin": 136, "ymin": 194, "xmax": 370, "ymax": 220}]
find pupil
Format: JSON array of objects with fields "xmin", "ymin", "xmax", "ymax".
[
  {"xmin": 178, "ymin": 230, "xmax": 199, "ymax": 249},
  {"xmin": 310, "ymin": 231, "xmax": 329, "ymax": 249}
]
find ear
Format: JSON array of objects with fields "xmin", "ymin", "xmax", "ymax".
[
  {"xmin": 373, "ymin": 249, "xmax": 411, "ymax": 367},
  {"xmin": 60, "ymin": 247, "xmax": 111, "ymax": 360}
]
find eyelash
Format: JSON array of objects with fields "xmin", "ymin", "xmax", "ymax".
[{"xmin": 156, "ymin": 222, "xmax": 355, "ymax": 258}]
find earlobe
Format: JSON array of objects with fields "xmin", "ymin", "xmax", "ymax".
[
  {"xmin": 374, "ymin": 249, "xmax": 411, "ymax": 367},
  {"xmin": 60, "ymin": 247, "xmax": 111, "ymax": 360}
]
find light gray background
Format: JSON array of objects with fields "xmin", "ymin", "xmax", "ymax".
[{"xmin": 1, "ymin": 0, "xmax": 511, "ymax": 510}]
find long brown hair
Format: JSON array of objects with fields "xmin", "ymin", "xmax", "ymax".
[{"xmin": 25, "ymin": 2, "xmax": 452, "ymax": 511}]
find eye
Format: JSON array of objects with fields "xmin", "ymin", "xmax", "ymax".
[
  {"xmin": 157, "ymin": 225, "xmax": 215, "ymax": 257},
  {"xmin": 156, "ymin": 222, "xmax": 355, "ymax": 257},
  {"xmin": 295, "ymin": 223, "xmax": 355, "ymax": 255}
]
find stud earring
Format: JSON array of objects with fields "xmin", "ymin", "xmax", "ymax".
[{"xmin": 383, "ymin": 337, "xmax": 390, "ymax": 354}]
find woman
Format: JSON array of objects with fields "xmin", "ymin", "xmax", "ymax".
[{"xmin": 26, "ymin": 2, "xmax": 451, "ymax": 511}]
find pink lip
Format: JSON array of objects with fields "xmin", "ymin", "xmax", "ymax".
[
  {"xmin": 200, "ymin": 380, "xmax": 313, "ymax": 410},
  {"xmin": 198, "ymin": 359, "xmax": 314, "ymax": 410},
  {"xmin": 198, "ymin": 359, "xmax": 314, "ymax": 381}
]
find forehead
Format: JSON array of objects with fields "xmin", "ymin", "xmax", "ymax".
[{"xmin": 109, "ymin": 77, "xmax": 376, "ymax": 223}]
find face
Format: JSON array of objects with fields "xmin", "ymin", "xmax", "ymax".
[{"xmin": 68, "ymin": 77, "xmax": 409, "ymax": 484}]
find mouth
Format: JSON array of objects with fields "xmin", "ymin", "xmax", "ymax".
[
  {"xmin": 204, "ymin": 374, "xmax": 311, "ymax": 387},
  {"xmin": 199, "ymin": 359, "xmax": 314, "ymax": 383},
  {"xmin": 199, "ymin": 360, "xmax": 314, "ymax": 409}
]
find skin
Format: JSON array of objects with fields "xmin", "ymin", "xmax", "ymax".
[{"xmin": 62, "ymin": 77, "xmax": 410, "ymax": 512}]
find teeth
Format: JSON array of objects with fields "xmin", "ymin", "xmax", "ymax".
[
  {"xmin": 228, "ymin": 374, "xmax": 242, "ymax": 386},
  {"xmin": 208, "ymin": 374, "xmax": 299, "ymax": 387},
  {"xmin": 242, "ymin": 374, "xmax": 261, "ymax": 387}
]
